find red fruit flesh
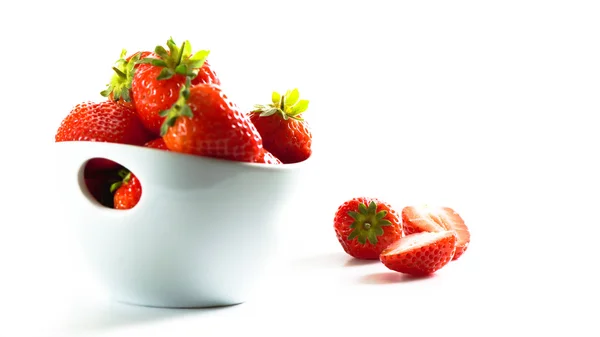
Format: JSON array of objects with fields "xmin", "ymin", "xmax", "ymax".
[
  {"xmin": 380, "ymin": 231, "xmax": 457, "ymax": 276},
  {"xmin": 402, "ymin": 205, "xmax": 471, "ymax": 260},
  {"xmin": 333, "ymin": 197, "xmax": 403, "ymax": 260}
]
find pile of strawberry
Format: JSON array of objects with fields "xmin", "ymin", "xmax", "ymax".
[
  {"xmin": 334, "ymin": 198, "xmax": 471, "ymax": 276},
  {"xmin": 55, "ymin": 37, "xmax": 312, "ymax": 209}
]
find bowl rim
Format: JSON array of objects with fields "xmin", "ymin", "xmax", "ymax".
[{"xmin": 54, "ymin": 140, "xmax": 313, "ymax": 171}]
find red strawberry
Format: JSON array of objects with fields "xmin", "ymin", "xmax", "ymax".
[
  {"xmin": 256, "ymin": 149, "xmax": 282, "ymax": 164},
  {"xmin": 101, "ymin": 49, "xmax": 153, "ymax": 110},
  {"xmin": 110, "ymin": 139, "xmax": 168, "ymax": 210},
  {"xmin": 55, "ymin": 100, "xmax": 151, "ymax": 144},
  {"xmin": 161, "ymin": 81, "xmax": 263, "ymax": 163},
  {"xmin": 249, "ymin": 89, "xmax": 312, "ymax": 164},
  {"xmin": 191, "ymin": 59, "xmax": 221, "ymax": 86},
  {"xmin": 402, "ymin": 205, "xmax": 471, "ymax": 260},
  {"xmin": 380, "ymin": 231, "xmax": 457, "ymax": 276},
  {"xmin": 144, "ymin": 137, "xmax": 169, "ymax": 150},
  {"xmin": 131, "ymin": 38, "xmax": 210, "ymax": 135},
  {"xmin": 55, "ymin": 100, "xmax": 152, "ymax": 170},
  {"xmin": 333, "ymin": 197, "xmax": 403, "ymax": 260},
  {"xmin": 83, "ymin": 166, "xmax": 127, "ymax": 208},
  {"xmin": 111, "ymin": 170, "xmax": 142, "ymax": 210}
]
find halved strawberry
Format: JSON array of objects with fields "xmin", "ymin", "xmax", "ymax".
[
  {"xmin": 380, "ymin": 231, "xmax": 457, "ymax": 276},
  {"xmin": 402, "ymin": 205, "xmax": 470, "ymax": 260}
]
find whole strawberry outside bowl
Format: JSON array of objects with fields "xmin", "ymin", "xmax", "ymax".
[{"xmin": 54, "ymin": 141, "xmax": 310, "ymax": 308}]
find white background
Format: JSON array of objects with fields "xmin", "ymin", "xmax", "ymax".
[{"xmin": 1, "ymin": 0, "xmax": 599, "ymax": 336}]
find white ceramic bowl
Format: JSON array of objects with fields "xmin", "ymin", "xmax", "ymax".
[{"xmin": 54, "ymin": 141, "xmax": 309, "ymax": 308}]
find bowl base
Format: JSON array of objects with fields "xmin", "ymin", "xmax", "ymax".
[{"xmin": 115, "ymin": 298, "xmax": 246, "ymax": 309}]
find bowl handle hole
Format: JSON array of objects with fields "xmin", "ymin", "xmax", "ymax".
[{"xmin": 81, "ymin": 157, "xmax": 142, "ymax": 210}]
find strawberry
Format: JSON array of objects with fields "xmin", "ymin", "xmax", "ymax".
[
  {"xmin": 111, "ymin": 169, "xmax": 141, "ymax": 210},
  {"xmin": 144, "ymin": 137, "xmax": 169, "ymax": 150},
  {"xmin": 83, "ymin": 165, "xmax": 128, "ymax": 208},
  {"xmin": 101, "ymin": 49, "xmax": 152, "ymax": 110},
  {"xmin": 380, "ymin": 231, "xmax": 457, "ymax": 276},
  {"xmin": 55, "ymin": 100, "xmax": 152, "ymax": 170},
  {"xmin": 333, "ymin": 197, "xmax": 403, "ymax": 260},
  {"xmin": 191, "ymin": 59, "xmax": 221, "ymax": 86},
  {"xmin": 161, "ymin": 81, "xmax": 263, "ymax": 163},
  {"xmin": 401, "ymin": 205, "xmax": 471, "ymax": 260},
  {"xmin": 256, "ymin": 149, "xmax": 282, "ymax": 164},
  {"xmin": 249, "ymin": 89, "xmax": 312, "ymax": 164},
  {"xmin": 110, "ymin": 139, "xmax": 168, "ymax": 210},
  {"xmin": 55, "ymin": 100, "xmax": 151, "ymax": 144},
  {"xmin": 131, "ymin": 38, "xmax": 210, "ymax": 135}
]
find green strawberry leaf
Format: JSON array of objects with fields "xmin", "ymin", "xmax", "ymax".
[
  {"xmin": 367, "ymin": 231, "xmax": 378, "ymax": 245},
  {"xmin": 358, "ymin": 202, "xmax": 368, "ymax": 214},
  {"xmin": 346, "ymin": 201, "xmax": 395, "ymax": 246},
  {"xmin": 100, "ymin": 49, "xmax": 140, "ymax": 102},
  {"xmin": 286, "ymin": 88, "xmax": 300, "ymax": 106},
  {"xmin": 175, "ymin": 64, "xmax": 189, "ymax": 76},
  {"xmin": 251, "ymin": 88, "xmax": 310, "ymax": 121},
  {"xmin": 138, "ymin": 37, "xmax": 210, "ymax": 81},
  {"xmin": 159, "ymin": 77, "xmax": 193, "ymax": 136},
  {"xmin": 291, "ymin": 99, "xmax": 309, "ymax": 115},
  {"xmin": 155, "ymin": 45, "xmax": 170, "ymax": 60},
  {"xmin": 157, "ymin": 67, "xmax": 175, "ymax": 80},
  {"xmin": 272, "ymin": 91, "xmax": 281, "ymax": 105},
  {"xmin": 110, "ymin": 170, "xmax": 131, "ymax": 193}
]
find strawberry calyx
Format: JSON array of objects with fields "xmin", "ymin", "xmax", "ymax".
[
  {"xmin": 347, "ymin": 201, "xmax": 393, "ymax": 245},
  {"xmin": 137, "ymin": 37, "xmax": 210, "ymax": 81},
  {"xmin": 252, "ymin": 88, "xmax": 309, "ymax": 121},
  {"xmin": 109, "ymin": 169, "xmax": 132, "ymax": 194},
  {"xmin": 158, "ymin": 77, "xmax": 193, "ymax": 136},
  {"xmin": 100, "ymin": 49, "xmax": 140, "ymax": 102}
]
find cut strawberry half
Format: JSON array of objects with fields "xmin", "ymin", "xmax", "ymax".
[
  {"xmin": 402, "ymin": 205, "xmax": 470, "ymax": 260},
  {"xmin": 379, "ymin": 231, "xmax": 457, "ymax": 276}
]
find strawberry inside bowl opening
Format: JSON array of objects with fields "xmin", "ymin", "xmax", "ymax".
[{"xmin": 82, "ymin": 157, "xmax": 144, "ymax": 210}]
